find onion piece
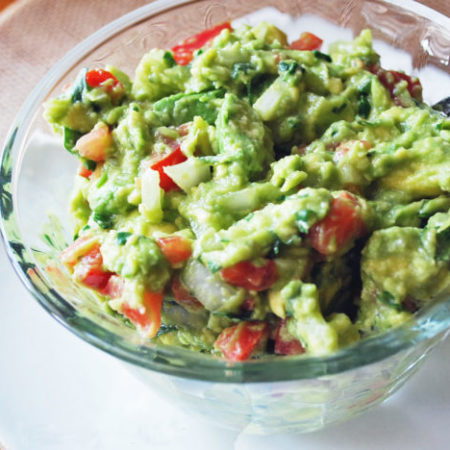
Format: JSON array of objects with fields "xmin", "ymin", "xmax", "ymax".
[
  {"xmin": 180, "ymin": 260, "xmax": 244, "ymax": 312},
  {"xmin": 163, "ymin": 158, "xmax": 211, "ymax": 192},
  {"xmin": 140, "ymin": 168, "xmax": 163, "ymax": 222}
]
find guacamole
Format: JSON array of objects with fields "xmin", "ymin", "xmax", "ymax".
[{"xmin": 45, "ymin": 22, "xmax": 450, "ymax": 361}]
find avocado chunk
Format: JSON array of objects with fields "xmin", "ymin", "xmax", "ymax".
[
  {"xmin": 153, "ymin": 89, "xmax": 225, "ymax": 126},
  {"xmin": 213, "ymin": 93, "xmax": 274, "ymax": 179}
]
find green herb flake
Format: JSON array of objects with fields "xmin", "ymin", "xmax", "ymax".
[
  {"xmin": 81, "ymin": 158, "xmax": 97, "ymax": 172},
  {"xmin": 96, "ymin": 173, "xmax": 108, "ymax": 188},
  {"xmin": 71, "ymin": 68, "xmax": 88, "ymax": 103},
  {"xmin": 272, "ymin": 238, "xmax": 281, "ymax": 256},
  {"xmin": 63, "ymin": 127, "xmax": 81, "ymax": 153},
  {"xmin": 207, "ymin": 260, "xmax": 221, "ymax": 273},
  {"xmin": 358, "ymin": 95, "xmax": 371, "ymax": 118},
  {"xmin": 43, "ymin": 233, "xmax": 53, "ymax": 246},
  {"xmin": 244, "ymin": 212, "xmax": 254, "ymax": 222},
  {"xmin": 156, "ymin": 323, "xmax": 178, "ymax": 338},
  {"xmin": 163, "ymin": 51, "xmax": 176, "ymax": 67},
  {"xmin": 232, "ymin": 62, "xmax": 253, "ymax": 80},
  {"xmin": 117, "ymin": 231, "xmax": 132, "ymax": 246},
  {"xmin": 377, "ymin": 291, "xmax": 404, "ymax": 312},
  {"xmin": 278, "ymin": 60, "xmax": 299, "ymax": 75},
  {"xmin": 295, "ymin": 209, "xmax": 316, "ymax": 233},
  {"xmin": 313, "ymin": 50, "xmax": 332, "ymax": 62},
  {"xmin": 358, "ymin": 78, "xmax": 372, "ymax": 95},
  {"xmin": 93, "ymin": 212, "xmax": 114, "ymax": 229}
]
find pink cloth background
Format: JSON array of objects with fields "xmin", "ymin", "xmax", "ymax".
[{"xmin": 0, "ymin": 0, "xmax": 448, "ymax": 142}]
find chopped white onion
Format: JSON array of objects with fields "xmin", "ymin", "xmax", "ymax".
[
  {"xmin": 140, "ymin": 168, "xmax": 163, "ymax": 221},
  {"xmin": 163, "ymin": 158, "xmax": 211, "ymax": 192},
  {"xmin": 181, "ymin": 260, "xmax": 244, "ymax": 312}
]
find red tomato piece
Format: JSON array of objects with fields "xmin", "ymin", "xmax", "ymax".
[
  {"xmin": 59, "ymin": 235, "xmax": 99, "ymax": 267},
  {"xmin": 171, "ymin": 276, "xmax": 204, "ymax": 311},
  {"xmin": 402, "ymin": 296, "xmax": 419, "ymax": 313},
  {"xmin": 172, "ymin": 22, "xmax": 232, "ymax": 65},
  {"xmin": 122, "ymin": 292, "xmax": 164, "ymax": 338},
  {"xmin": 150, "ymin": 146, "xmax": 187, "ymax": 191},
  {"xmin": 220, "ymin": 259, "xmax": 278, "ymax": 292},
  {"xmin": 241, "ymin": 295, "xmax": 256, "ymax": 312},
  {"xmin": 121, "ymin": 304, "xmax": 148, "ymax": 328},
  {"xmin": 308, "ymin": 192, "xmax": 366, "ymax": 255},
  {"xmin": 80, "ymin": 268, "xmax": 112, "ymax": 290},
  {"xmin": 391, "ymin": 71, "xmax": 422, "ymax": 99},
  {"xmin": 73, "ymin": 245, "xmax": 113, "ymax": 290},
  {"xmin": 171, "ymin": 49, "xmax": 193, "ymax": 66},
  {"xmin": 75, "ymin": 124, "xmax": 112, "ymax": 163},
  {"xmin": 101, "ymin": 275, "xmax": 124, "ymax": 299},
  {"xmin": 85, "ymin": 69, "xmax": 122, "ymax": 91},
  {"xmin": 344, "ymin": 184, "xmax": 362, "ymax": 196},
  {"xmin": 334, "ymin": 139, "xmax": 372, "ymax": 160},
  {"xmin": 159, "ymin": 135, "xmax": 180, "ymax": 151},
  {"xmin": 215, "ymin": 321, "xmax": 269, "ymax": 362},
  {"xmin": 177, "ymin": 123, "xmax": 191, "ymax": 137},
  {"xmin": 156, "ymin": 235, "xmax": 192, "ymax": 266},
  {"xmin": 290, "ymin": 32, "xmax": 323, "ymax": 51},
  {"xmin": 274, "ymin": 319, "xmax": 305, "ymax": 355},
  {"xmin": 143, "ymin": 292, "xmax": 164, "ymax": 338},
  {"xmin": 368, "ymin": 64, "xmax": 422, "ymax": 104},
  {"xmin": 78, "ymin": 165, "xmax": 93, "ymax": 179}
]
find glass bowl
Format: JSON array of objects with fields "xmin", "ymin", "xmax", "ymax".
[{"xmin": 1, "ymin": 0, "xmax": 449, "ymax": 434}]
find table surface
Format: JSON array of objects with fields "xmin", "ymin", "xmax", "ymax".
[{"xmin": 1, "ymin": 1, "xmax": 450, "ymax": 449}]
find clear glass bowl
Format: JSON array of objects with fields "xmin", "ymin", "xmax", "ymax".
[{"xmin": 1, "ymin": 0, "xmax": 449, "ymax": 434}]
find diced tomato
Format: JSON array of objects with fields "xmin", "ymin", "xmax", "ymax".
[
  {"xmin": 290, "ymin": 32, "xmax": 323, "ymax": 51},
  {"xmin": 85, "ymin": 69, "xmax": 122, "ymax": 92},
  {"xmin": 156, "ymin": 235, "xmax": 192, "ymax": 266},
  {"xmin": 101, "ymin": 274, "xmax": 124, "ymax": 299},
  {"xmin": 220, "ymin": 259, "xmax": 278, "ymax": 292},
  {"xmin": 171, "ymin": 49, "xmax": 192, "ymax": 67},
  {"xmin": 344, "ymin": 184, "xmax": 362, "ymax": 195},
  {"xmin": 122, "ymin": 304, "xmax": 147, "ymax": 328},
  {"xmin": 144, "ymin": 292, "xmax": 164, "ymax": 337},
  {"xmin": 334, "ymin": 139, "xmax": 372, "ymax": 160},
  {"xmin": 73, "ymin": 245, "xmax": 113, "ymax": 290},
  {"xmin": 274, "ymin": 319, "xmax": 305, "ymax": 355},
  {"xmin": 171, "ymin": 276, "xmax": 204, "ymax": 310},
  {"xmin": 150, "ymin": 146, "xmax": 187, "ymax": 191},
  {"xmin": 78, "ymin": 267, "xmax": 112, "ymax": 290},
  {"xmin": 122, "ymin": 291, "xmax": 164, "ymax": 338},
  {"xmin": 241, "ymin": 295, "xmax": 256, "ymax": 312},
  {"xmin": 160, "ymin": 135, "xmax": 180, "ymax": 151},
  {"xmin": 59, "ymin": 235, "xmax": 100, "ymax": 267},
  {"xmin": 172, "ymin": 22, "xmax": 232, "ymax": 65},
  {"xmin": 215, "ymin": 321, "xmax": 269, "ymax": 362},
  {"xmin": 78, "ymin": 165, "xmax": 93, "ymax": 179},
  {"xmin": 45, "ymin": 264, "xmax": 67, "ymax": 286},
  {"xmin": 308, "ymin": 191, "xmax": 366, "ymax": 255},
  {"xmin": 177, "ymin": 123, "xmax": 191, "ymax": 137},
  {"xmin": 75, "ymin": 123, "xmax": 112, "ymax": 162},
  {"xmin": 368, "ymin": 64, "xmax": 422, "ymax": 105},
  {"xmin": 402, "ymin": 296, "xmax": 419, "ymax": 313}
]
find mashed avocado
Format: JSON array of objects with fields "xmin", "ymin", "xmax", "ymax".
[{"xmin": 46, "ymin": 22, "xmax": 450, "ymax": 361}]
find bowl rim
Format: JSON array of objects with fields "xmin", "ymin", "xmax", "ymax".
[{"xmin": 1, "ymin": 0, "xmax": 450, "ymax": 383}]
